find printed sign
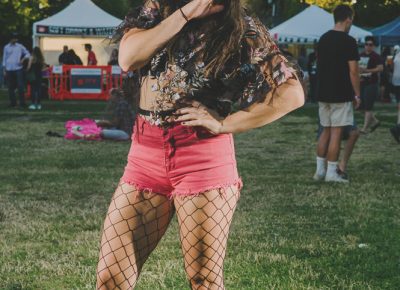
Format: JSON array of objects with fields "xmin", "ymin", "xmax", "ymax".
[
  {"xmin": 36, "ymin": 25, "xmax": 115, "ymax": 36},
  {"xmin": 111, "ymin": 66, "xmax": 122, "ymax": 75},
  {"xmin": 70, "ymin": 68, "xmax": 102, "ymax": 93},
  {"xmin": 359, "ymin": 57, "xmax": 372, "ymax": 78},
  {"xmin": 52, "ymin": 65, "xmax": 63, "ymax": 74}
]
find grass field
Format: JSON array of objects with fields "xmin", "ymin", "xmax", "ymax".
[{"xmin": 0, "ymin": 92, "xmax": 399, "ymax": 290}]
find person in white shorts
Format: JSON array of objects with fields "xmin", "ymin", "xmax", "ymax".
[{"xmin": 314, "ymin": 5, "xmax": 361, "ymax": 183}]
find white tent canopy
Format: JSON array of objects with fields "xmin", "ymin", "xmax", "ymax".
[
  {"xmin": 33, "ymin": 0, "xmax": 122, "ymax": 65},
  {"xmin": 270, "ymin": 5, "xmax": 372, "ymax": 44}
]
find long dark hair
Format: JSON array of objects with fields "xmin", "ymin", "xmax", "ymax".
[
  {"xmin": 32, "ymin": 47, "xmax": 44, "ymax": 64},
  {"xmin": 114, "ymin": 0, "xmax": 245, "ymax": 77}
]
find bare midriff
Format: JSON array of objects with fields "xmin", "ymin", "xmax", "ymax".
[{"xmin": 139, "ymin": 76, "xmax": 175, "ymax": 111}]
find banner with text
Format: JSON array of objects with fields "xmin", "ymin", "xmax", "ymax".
[
  {"xmin": 70, "ymin": 68, "xmax": 102, "ymax": 94},
  {"xmin": 36, "ymin": 25, "xmax": 115, "ymax": 36}
]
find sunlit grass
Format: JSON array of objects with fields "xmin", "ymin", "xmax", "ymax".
[{"xmin": 0, "ymin": 92, "xmax": 399, "ymax": 289}]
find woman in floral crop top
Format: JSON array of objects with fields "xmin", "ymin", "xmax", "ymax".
[{"xmin": 96, "ymin": 0, "xmax": 304, "ymax": 289}]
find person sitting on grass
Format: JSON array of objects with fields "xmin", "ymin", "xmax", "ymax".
[
  {"xmin": 96, "ymin": 88, "xmax": 134, "ymax": 141},
  {"xmin": 66, "ymin": 89, "xmax": 134, "ymax": 141}
]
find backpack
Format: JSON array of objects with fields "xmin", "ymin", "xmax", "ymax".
[{"xmin": 64, "ymin": 118, "xmax": 102, "ymax": 140}]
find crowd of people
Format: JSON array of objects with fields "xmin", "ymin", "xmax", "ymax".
[
  {"xmin": 1, "ymin": 33, "xmax": 133, "ymax": 140},
  {"xmin": 58, "ymin": 43, "xmax": 102, "ymax": 66},
  {"xmin": 2, "ymin": 34, "xmax": 121, "ymax": 112},
  {"xmin": 1, "ymin": 7, "xmax": 399, "ymax": 149},
  {"xmin": 58, "ymin": 45, "xmax": 83, "ymax": 65}
]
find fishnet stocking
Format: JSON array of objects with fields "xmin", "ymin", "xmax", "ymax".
[
  {"xmin": 174, "ymin": 185, "xmax": 241, "ymax": 290},
  {"xmin": 96, "ymin": 182, "xmax": 174, "ymax": 289}
]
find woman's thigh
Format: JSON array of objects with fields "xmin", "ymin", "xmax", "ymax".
[
  {"xmin": 96, "ymin": 182, "xmax": 175, "ymax": 289},
  {"xmin": 174, "ymin": 185, "xmax": 240, "ymax": 288}
]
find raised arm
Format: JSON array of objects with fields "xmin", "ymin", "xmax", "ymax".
[{"xmin": 119, "ymin": 0, "xmax": 224, "ymax": 71}]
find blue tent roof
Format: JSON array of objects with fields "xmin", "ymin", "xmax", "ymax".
[{"xmin": 371, "ymin": 17, "xmax": 400, "ymax": 46}]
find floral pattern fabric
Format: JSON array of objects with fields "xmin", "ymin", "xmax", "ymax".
[{"xmin": 120, "ymin": 3, "xmax": 300, "ymax": 126}]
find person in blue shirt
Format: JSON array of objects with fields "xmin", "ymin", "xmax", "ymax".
[{"xmin": 2, "ymin": 33, "xmax": 31, "ymax": 108}]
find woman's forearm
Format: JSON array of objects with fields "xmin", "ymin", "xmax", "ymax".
[
  {"xmin": 119, "ymin": 9, "xmax": 187, "ymax": 71},
  {"xmin": 220, "ymin": 79, "xmax": 305, "ymax": 134},
  {"xmin": 26, "ymin": 57, "xmax": 33, "ymax": 71},
  {"xmin": 366, "ymin": 65, "xmax": 384, "ymax": 73},
  {"xmin": 118, "ymin": 0, "xmax": 224, "ymax": 71}
]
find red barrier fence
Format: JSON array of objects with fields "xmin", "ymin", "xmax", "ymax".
[{"xmin": 48, "ymin": 65, "xmax": 125, "ymax": 101}]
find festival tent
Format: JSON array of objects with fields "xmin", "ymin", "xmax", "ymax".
[
  {"xmin": 33, "ymin": 0, "xmax": 122, "ymax": 65},
  {"xmin": 270, "ymin": 5, "xmax": 372, "ymax": 44},
  {"xmin": 371, "ymin": 17, "xmax": 400, "ymax": 46}
]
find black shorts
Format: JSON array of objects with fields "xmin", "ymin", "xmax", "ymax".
[{"xmin": 360, "ymin": 83, "xmax": 379, "ymax": 111}]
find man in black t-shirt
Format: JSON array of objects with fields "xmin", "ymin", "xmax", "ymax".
[
  {"xmin": 314, "ymin": 4, "xmax": 361, "ymax": 183},
  {"xmin": 359, "ymin": 36, "xmax": 383, "ymax": 133}
]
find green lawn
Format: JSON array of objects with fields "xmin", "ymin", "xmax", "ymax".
[{"xmin": 0, "ymin": 92, "xmax": 399, "ymax": 290}]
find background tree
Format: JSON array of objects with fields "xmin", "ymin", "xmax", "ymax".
[
  {"xmin": 1, "ymin": 0, "xmax": 399, "ymax": 49},
  {"xmin": 305, "ymin": 0, "xmax": 352, "ymax": 10},
  {"xmin": 0, "ymin": 0, "xmax": 131, "ymax": 48},
  {"xmin": 305, "ymin": 0, "xmax": 400, "ymax": 27},
  {"xmin": 0, "ymin": 0, "xmax": 51, "ymax": 46},
  {"xmin": 354, "ymin": 0, "xmax": 400, "ymax": 27}
]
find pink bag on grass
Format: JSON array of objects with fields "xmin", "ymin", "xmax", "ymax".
[{"xmin": 64, "ymin": 118, "xmax": 102, "ymax": 140}]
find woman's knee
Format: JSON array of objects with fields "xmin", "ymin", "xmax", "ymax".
[
  {"xmin": 186, "ymin": 268, "xmax": 223, "ymax": 289},
  {"xmin": 96, "ymin": 267, "xmax": 115, "ymax": 289},
  {"xmin": 96, "ymin": 263, "xmax": 139, "ymax": 290}
]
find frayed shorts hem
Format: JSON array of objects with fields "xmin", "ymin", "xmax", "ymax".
[{"xmin": 119, "ymin": 177, "xmax": 243, "ymax": 200}]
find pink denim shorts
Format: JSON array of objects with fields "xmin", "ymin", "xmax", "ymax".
[{"xmin": 121, "ymin": 115, "xmax": 242, "ymax": 199}]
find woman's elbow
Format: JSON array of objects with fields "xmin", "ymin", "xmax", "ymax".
[
  {"xmin": 119, "ymin": 62, "xmax": 130, "ymax": 72},
  {"xmin": 293, "ymin": 86, "xmax": 305, "ymax": 109},
  {"xmin": 118, "ymin": 39, "xmax": 140, "ymax": 71},
  {"xmin": 285, "ymin": 80, "xmax": 305, "ymax": 112},
  {"xmin": 119, "ymin": 50, "xmax": 147, "ymax": 71},
  {"xmin": 119, "ymin": 51, "xmax": 135, "ymax": 72}
]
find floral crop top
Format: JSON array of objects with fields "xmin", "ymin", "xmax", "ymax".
[{"xmin": 119, "ymin": 2, "xmax": 301, "ymax": 126}]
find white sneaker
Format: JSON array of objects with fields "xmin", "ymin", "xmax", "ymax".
[
  {"xmin": 325, "ymin": 173, "xmax": 349, "ymax": 183},
  {"xmin": 36, "ymin": 104, "xmax": 42, "ymax": 110},
  {"xmin": 313, "ymin": 172, "xmax": 326, "ymax": 181},
  {"xmin": 29, "ymin": 104, "xmax": 36, "ymax": 110}
]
